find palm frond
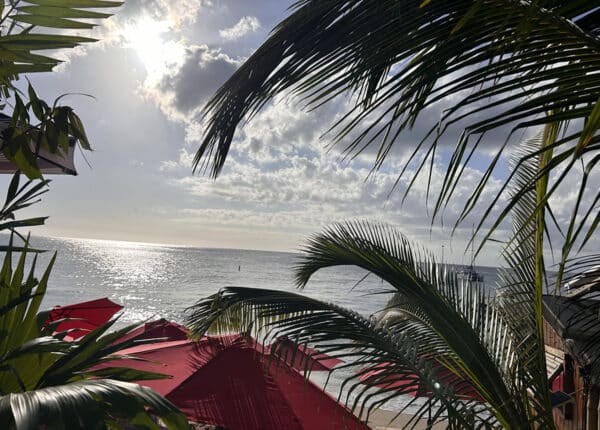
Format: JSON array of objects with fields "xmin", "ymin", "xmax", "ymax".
[
  {"xmin": 0, "ymin": 0, "xmax": 122, "ymax": 84},
  {"xmin": 197, "ymin": 0, "xmax": 598, "ymax": 172},
  {"xmin": 185, "ymin": 219, "xmax": 564, "ymax": 427},
  {"xmin": 0, "ymin": 173, "xmax": 49, "ymax": 240},
  {"xmin": 295, "ymin": 220, "xmax": 535, "ymax": 427},
  {"xmin": 37, "ymin": 318, "xmax": 175, "ymax": 388},
  {"xmin": 494, "ymin": 130, "xmax": 555, "ymax": 426},
  {"xmin": 0, "ymin": 236, "xmax": 55, "ymax": 361},
  {"xmin": 0, "ymin": 379, "xmax": 189, "ymax": 430},
  {"xmin": 187, "ymin": 286, "xmax": 494, "ymax": 428},
  {"xmin": 196, "ymin": 0, "xmax": 600, "ymax": 268},
  {"xmin": 0, "ymin": 239, "xmax": 189, "ymax": 429}
]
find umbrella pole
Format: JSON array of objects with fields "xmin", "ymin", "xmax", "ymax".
[{"xmin": 427, "ymin": 405, "xmax": 432, "ymax": 428}]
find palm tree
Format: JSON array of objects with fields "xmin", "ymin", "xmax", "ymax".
[
  {"xmin": 185, "ymin": 1, "xmax": 600, "ymax": 428},
  {"xmin": 194, "ymin": 0, "xmax": 599, "ymax": 282},
  {"xmin": 187, "ymin": 139, "xmax": 557, "ymax": 428}
]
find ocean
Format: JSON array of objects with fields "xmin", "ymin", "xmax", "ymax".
[
  {"xmin": 31, "ymin": 235, "xmax": 501, "ymax": 325},
  {"xmin": 28, "ymin": 234, "xmax": 501, "ymax": 414}
]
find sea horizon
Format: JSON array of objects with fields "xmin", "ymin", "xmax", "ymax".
[{"xmin": 10, "ymin": 232, "xmax": 499, "ymax": 271}]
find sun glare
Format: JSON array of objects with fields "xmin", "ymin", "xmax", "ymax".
[{"xmin": 122, "ymin": 17, "xmax": 185, "ymax": 82}]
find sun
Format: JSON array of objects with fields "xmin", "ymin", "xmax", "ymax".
[{"xmin": 121, "ymin": 17, "xmax": 185, "ymax": 82}]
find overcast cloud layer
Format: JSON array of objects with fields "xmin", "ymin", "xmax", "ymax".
[{"xmin": 5, "ymin": 0, "xmax": 596, "ymax": 267}]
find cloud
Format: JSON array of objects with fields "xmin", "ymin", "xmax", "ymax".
[
  {"xmin": 152, "ymin": 45, "xmax": 240, "ymax": 119},
  {"xmin": 219, "ymin": 16, "xmax": 261, "ymax": 41},
  {"xmin": 52, "ymin": 0, "xmax": 211, "ymax": 67},
  {"xmin": 546, "ymin": 156, "xmax": 600, "ymax": 255},
  {"xmin": 75, "ymin": 2, "xmax": 244, "ymax": 125},
  {"xmin": 159, "ymin": 96, "xmax": 511, "ymax": 263},
  {"xmin": 113, "ymin": 0, "xmax": 210, "ymax": 29}
]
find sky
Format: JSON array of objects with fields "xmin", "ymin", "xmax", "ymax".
[{"xmin": 2, "ymin": 0, "xmax": 596, "ymax": 267}]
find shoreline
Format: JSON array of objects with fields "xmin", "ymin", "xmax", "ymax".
[{"xmin": 367, "ymin": 409, "xmax": 446, "ymax": 429}]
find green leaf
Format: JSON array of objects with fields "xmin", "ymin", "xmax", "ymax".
[
  {"xmin": 451, "ymin": 1, "xmax": 483, "ymax": 34},
  {"xmin": 575, "ymin": 96, "xmax": 600, "ymax": 156},
  {"xmin": 0, "ymin": 64, "xmax": 55, "ymax": 76},
  {"xmin": 27, "ymin": 83, "xmax": 45, "ymax": 121},
  {"xmin": 0, "ymin": 48, "xmax": 60, "ymax": 65},
  {"xmin": 0, "ymin": 34, "xmax": 97, "ymax": 49},
  {"xmin": 24, "ymin": 0, "xmax": 123, "ymax": 7},
  {"xmin": 3, "ymin": 136, "xmax": 42, "ymax": 180},
  {"xmin": 3, "ymin": 173, "xmax": 21, "ymax": 210},
  {"xmin": 79, "ymin": 367, "xmax": 171, "ymax": 382},
  {"xmin": 12, "ymin": 15, "xmax": 96, "ymax": 29},
  {"xmin": 16, "ymin": 6, "xmax": 112, "ymax": 19},
  {"xmin": 0, "ymin": 380, "xmax": 187, "ymax": 430},
  {"xmin": 68, "ymin": 111, "xmax": 90, "ymax": 150},
  {"xmin": 0, "ymin": 217, "xmax": 48, "ymax": 230}
]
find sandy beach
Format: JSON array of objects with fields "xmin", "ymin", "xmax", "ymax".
[{"xmin": 367, "ymin": 409, "xmax": 446, "ymax": 429}]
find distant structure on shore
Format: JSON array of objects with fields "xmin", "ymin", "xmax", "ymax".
[
  {"xmin": 457, "ymin": 228, "xmax": 484, "ymax": 283},
  {"xmin": 457, "ymin": 265, "xmax": 484, "ymax": 283}
]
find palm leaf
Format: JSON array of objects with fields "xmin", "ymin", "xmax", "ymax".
[
  {"xmin": 295, "ymin": 220, "xmax": 538, "ymax": 427},
  {"xmin": 493, "ymin": 130, "xmax": 556, "ymax": 426},
  {"xmin": 0, "ymin": 238, "xmax": 189, "ymax": 429},
  {"xmin": 38, "ymin": 319, "xmax": 176, "ymax": 387},
  {"xmin": 187, "ymin": 219, "xmax": 561, "ymax": 427},
  {"xmin": 195, "ymin": 0, "xmax": 600, "ymax": 267},
  {"xmin": 0, "ymin": 379, "xmax": 189, "ymax": 430},
  {"xmin": 0, "ymin": 173, "xmax": 49, "ymax": 240},
  {"xmin": 0, "ymin": 0, "xmax": 121, "ymax": 82},
  {"xmin": 187, "ymin": 286, "xmax": 494, "ymax": 428}
]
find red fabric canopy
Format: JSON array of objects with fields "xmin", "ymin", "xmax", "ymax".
[
  {"xmin": 100, "ymin": 335, "xmax": 371, "ymax": 430},
  {"xmin": 359, "ymin": 360, "xmax": 482, "ymax": 401},
  {"xmin": 45, "ymin": 297, "xmax": 123, "ymax": 339},
  {"xmin": 117, "ymin": 319, "xmax": 188, "ymax": 344},
  {"xmin": 269, "ymin": 337, "xmax": 343, "ymax": 371},
  {"xmin": 551, "ymin": 373, "xmax": 563, "ymax": 392}
]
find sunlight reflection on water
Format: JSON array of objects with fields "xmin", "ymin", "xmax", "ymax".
[
  {"xmin": 28, "ymin": 234, "xmax": 500, "ymax": 414},
  {"xmin": 37, "ymin": 235, "xmax": 428, "ymax": 325}
]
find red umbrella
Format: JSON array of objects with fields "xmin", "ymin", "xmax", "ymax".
[
  {"xmin": 98, "ymin": 335, "xmax": 371, "ymax": 430},
  {"xmin": 269, "ymin": 336, "xmax": 343, "ymax": 371},
  {"xmin": 358, "ymin": 360, "xmax": 482, "ymax": 401},
  {"xmin": 117, "ymin": 319, "xmax": 188, "ymax": 344},
  {"xmin": 45, "ymin": 297, "xmax": 123, "ymax": 339}
]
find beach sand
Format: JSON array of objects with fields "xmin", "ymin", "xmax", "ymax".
[{"xmin": 366, "ymin": 409, "xmax": 446, "ymax": 429}]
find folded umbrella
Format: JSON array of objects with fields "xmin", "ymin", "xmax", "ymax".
[{"xmin": 46, "ymin": 297, "xmax": 123, "ymax": 339}]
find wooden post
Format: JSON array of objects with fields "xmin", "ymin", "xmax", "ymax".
[
  {"xmin": 564, "ymin": 354, "xmax": 575, "ymax": 420},
  {"xmin": 587, "ymin": 386, "xmax": 599, "ymax": 430}
]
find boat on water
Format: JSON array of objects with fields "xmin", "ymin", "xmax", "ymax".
[
  {"xmin": 458, "ymin": 226, "xmax": 484, "ymax": 283},
  {"xmin": 457, "ymin": 265, "xmax": 484, "ymax": 282}
]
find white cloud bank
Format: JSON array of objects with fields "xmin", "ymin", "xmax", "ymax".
[
  {"xmin": 52, "ymin": 0, "xmax": 596, "ymax": 266},
  {"xmin": 219, "ymin": 16, "xmax": 261, "ymax": 41}
]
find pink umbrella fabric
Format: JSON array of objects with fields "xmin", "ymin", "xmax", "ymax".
[
  {"xmin": 358, "ymin": 360, "xmax": 482, "ymax": 401},
  {"xmin": 98, "ymin": 334, "xmax": 371, "ymax": 430},
  {"xmin": 269, "ymin": 336, "xmax": 343, "ymax": 371},
  {"xmin": 45, "ymin": 297, "xmax": 123, "ymax": 339},
  {"xmin": 117, "ymin": 319, "xmax": 188, "ymax": 344}
]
